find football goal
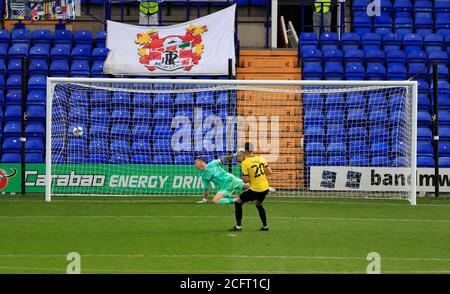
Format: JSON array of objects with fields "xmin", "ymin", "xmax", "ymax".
[{"xmin": 45, "ymin": 78, "xmax": 418, "ymax": 204}]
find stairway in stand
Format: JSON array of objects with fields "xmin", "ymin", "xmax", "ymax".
[{"xmin": 236, "ymin": 49, "xmax": 304, "ymax": 190}]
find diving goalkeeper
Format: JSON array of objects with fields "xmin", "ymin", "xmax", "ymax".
[{"xmin": 194, "ymin": 155, "xmax": 249, "ymax": 205}]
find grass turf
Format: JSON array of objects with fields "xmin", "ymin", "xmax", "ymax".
[{"xmin": 0, "ymin": 195, "xmax": 450, "ymax": 273}]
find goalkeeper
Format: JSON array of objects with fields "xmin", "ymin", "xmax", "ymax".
[{"xmin": 194, "ymin": 155, "xmax": 249, "ymax": 205}]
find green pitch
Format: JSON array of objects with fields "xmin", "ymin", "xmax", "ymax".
[{"xmin": 0, "ymin": 195, "xmax": 450, "ymax": 274}]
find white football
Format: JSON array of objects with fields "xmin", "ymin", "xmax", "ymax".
[{"xmin": 72, "ymin": 126, "xmax": 84, "ymax": 137}]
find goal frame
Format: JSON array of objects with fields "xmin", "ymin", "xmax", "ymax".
[{"xmin": 45, "ymin": 78, "xmax": 418, "ymax": 204}]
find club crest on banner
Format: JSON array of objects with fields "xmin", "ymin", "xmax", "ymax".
[{"xmin": 135, "ymin": 24, "xmax": 208, "ymax": 72}]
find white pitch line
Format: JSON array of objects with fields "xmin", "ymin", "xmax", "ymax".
[
  {"xmin": 0, "ymin": 215, "xmax": 450, "ymax": 223},
  {"xmin": 1, "ymin": 254, "xmax": 450, "ymax": 262}
]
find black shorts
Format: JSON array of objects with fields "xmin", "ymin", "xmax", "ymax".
[{"xmin": 239, "ymin": 189, "xmax": 269, "ymax": 204}]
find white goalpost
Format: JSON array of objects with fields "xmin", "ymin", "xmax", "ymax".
[{"xmin": 45, "ymin": 78, "xmax": 418, "ymax": 205}]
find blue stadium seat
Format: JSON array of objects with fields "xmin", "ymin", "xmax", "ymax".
[
  {"xmin": 154, "ymin": 93, "xmax": 173, "ymax": 108},
  {"xmin": 111, "ymin": 108, "xmax": 130, "ymax": 123},
  {"xmin": 439, "ymin": 110, "xmax": 450, "ymax": 127},
  {"xmin": 0, "ymin": 29, "xmax": 11, "ymax": 50},
  {"xmin": 361, "ymin": 33, "xmax": 381, "ymax": 53},
  {"xmin": 306, "ymin": 156, "xmax": 326, "ymax": 166},
  {"xmin": 109, "ymin": 153, "xmax": 130, "ymax": 164},
  {"xmin": 325, "ymin": 93, "xmax": 345, "ymax": 109},
  {"xmin": 11, "ymin": 29, "xmax": 31, "ymax": 48},
  {"xmin": 345, "ymin": 63, "xmax": 365, "ymax": 80},
  {"xmin": 439, "ymin": 157, "xmax": 450, "ymax": 167},
  {"xmin": 348, "ymin": 126, "xmax": 368, "ymax": 140},
  {"xmin": 54, "ymin": 30, "xmax": 73, "ymax": 49},
  {"xmin": 111, "ymin": 92, "xmax": 131, "ymax": 106},
  {"xmin": 389, "ymin": 93, "xmax": 406, "ymax": 111},
  {"xmin": 131, "ymin": 154, "xmax": 152, "ymax": 164},
  {"xmin": 417, "ymin": 156, "xmax": 434, "ymax": 167},
  {"xmin": 69, "ymin": 107, "xmax": 89, "ymax": 124},
  {"xmin": 133, "ymin": 93, "xmax": 152, "ymax": 107},
  {"xmin": 175, "ymin": 108, "xmax": 194, "ymax": 121},
  {"xmin": 153, "ymin": 138, "xmax": 172, "ymax": 152},
  {"xmin": 6, "ymin": 91, "xmax": 21, "ymax": 105},
  {"xmin": 431, "ymin": 80, "xmax": 450, "ymax": 95},
  {"xmin": 415, "ymin": 17, "xmax": 433, "ymax": 38},
  {"xmin": 132, "ymin": 124, "xmax": 152, "ymax": 140},
  {"xmin": 436, "ymin": 17, "xmax": 450, "ymax": 36},
  {"xmin": 91, "ymin": 61, "xmax": 105, "ymax": 77},
  {"xmin": 304, "ymin": 126, "xmax": 325, "ymax": 142},
  {"xmin": 347, "ymin": 108, "xmax": 367, "ymax": 124},
  {"xmin": 25, "ymin": 137, "xmax": 44, "ymax": 152},
  {"xmin": 366, "ymin": 64, "xmax": 386, "ymax": 80},
  {"xmin": 353, "ymin": 16, "xmax": 372, "ymax": 36},
  {"xmin": 1, "ymin": 153, "xmax": 21, "ymax": 163},
  {"xmin": 439, "ymin": 141, "xmax": 450, "ymax": 156},
  {"xmin": 371, "ymin": 141, "xmax": 390, "ymax": 156},
  {"xmin": 392, "ymin": 140, "xmax": 408, "ymax": 155},
  {"xmin": 196, "ymin": 92, "xmax": 215, "ymax": 107},
  {"xmin": 132, "ymin": 140, "xmax": 151, "ymax": 154},
  {"xmin": 5, "ymin": 105, "xmax": 21, "ymax": 120},
  {"xmin": 437, "ymin": 94, "xmax": 450, "ymax": 110},
  {"xmin": 370, "ymin": 126, "xmax": 389, "ymax": 142},
  {"xmin": 417, "ymin": 94, "xmax": 431, "ymax": 111},
  {"xmin": 428, "ymin": 64, "xmax": 449, "ymax": 80},
  {"xmin": 435, "ymin": 0, "xmax": 450, "ymax": 19},
  {"xmin": 394, "ymin": 17, "xmax": 413, "ymax": 37},
  {"xmin": 326, "ymin": 109, "xmax": 345, "ymax": 124},
  {"xmin": 2, "ymin": 137, "xmax": 21, "ymax": 152},
  {"xmin": 301, "ymin": 48, "xmax": 322, "ymax": 64},
  {"xmin": 382, "ymin": 33, "xmax": 402, "ymax": 52},
  {"xmin": 393, "ymin": 0, "xmax": 412, "ymax": 18},
  {"xmin": 302, "ymin": 63, "xmax": 323, "ymax": 80},
  {"xmin": 403, "ymin": 34, "xmax": 423, "ymax": 54},
  {"xmin": 67, "ymin": 154, "xmax": 87, "ymax": 164},
  {"xmin": 369, "ymin": 109, "xmax": 388, "ymax": 124},
  {"xmin": 110, "ymin": 139, "xmax": 131, "ymax": 154},
  {"xmin": 89, "ymin": 124, "xmax": 109, "ymax": 138},
  {"xmin": 374, "ymin": 16, "xmax": 393, "ymax": 35},
  {"xmin": 152, "ymin": 154, "xmax": 173, "ymax": 164},
  {"xmin": 324, "ymin": 62, "xmax": 344, "ymax": 80},
  {"xmin": 344, "ymin": 49, "xmax": 364, "ymax": 64},
  {"xmin": 52, "ymin": 122, "xmax": 66, "ymax": 138},
  {"xmin": 88, "ymin": 154, "xmax": 109, "ymax": 164},
  {"xmin": 2, "ymin": 123, "xmax": 21, "ymax": 137},
  {"xmin": 326, "ymin": 124, "xmax": 345, "ymax": 142},
  {"xmin": 153, "ymin": 124, "xmax": 172, "ymax": 138},
  {"xmin": 74, "ymin": 30, "xmax": 94, "ymax": 49},
  {"xmin": 371, "ymin": 156, "xmax": 391, "ymax": 166},
  {"xmin": 352, "ymin": 0, "xmax": 371, "ymax": 16},
  {"xmin": 328, "ymin": 156, "xmax": 348, "ymax": 166},
  {"xmin": 414, "ymin": 0, "xmax": 433, "ymax": 19},
  {"xmin": 175, "ymin": 155, "xmax": 194, "ymax": 165},
  {"xmin": 350, "ymin": 155, "xmax": 370, "ymax": 166},
  {"xmin": 29, "ymin": 46, "xmax": 49, "ymax": 61},
  {"xmin": 299, "ymin": 32, "xmax": 319, "ymax": 51},
  {"xmin": 71, "ymin": 46, "xmax": 91, "ymax": 60},
  {"xmin": 428, "ymin": 50, "xmax": 448, "ymax": 65},
  {"xmin": 319, "ymin": 32, "xmax": 339, "ymax": 51},
  {"xmin": 365, "ymin": 50, "xmax": 385, "ymax": 65},
  {"xmin": 67, "ymin": 138, "xmax": 87, "ymax": 153},
  {"xmin": 31, "ymin": 30, "xmax": 52, "ymax": 49},
  {"xmin": 424, "ymin": 34, "xmax": 444, "ymax": 53},
  {"xmin": 327, "ymin": 142, "xmax": 346, "ymax": 156},
  {"xmin": 27, "ymin": 105, "xmax": 46, "ymax": 121},
  {"xmin": 111, "ymin": 124, "xmax": 130, "ymax": 138},
  {"xmin": 50, "ymin": 46, "xmax": 70, "ymax": 59},
  {"xmin": 340, "ymin": 33, "xmax": 360, "ymax": 51},
  {"xmin": 133, "ymin": 108, "xmax": 152, "ymax": 124},
  {"xmin": 95, "ymin": 31, "xmax": 107, "ymax": 48},
  {"xmin": 216, "ymin": 91, "xmax": 235, "ymax": 108},
  {"xmin": 346, "ymin": 92, "xmax": 366, "ymax": 109},
  {"xmin": 70, "ymin": 60, "xmax": 90, "ymax": 77},
  {"xmin": 323, "ymin": 49, "xmax": 343, "ymax": 63},
  {"xmin": 386, "ymin": 50, "xmax": 406, "ymax": 66},
  {"xmin": 304, "ymin": 109, "xmax": 325, "ymax": 125},
  {"xmin": 408, "ymin": 63, "xmax": 428, "ymax": 80},
  {"xmin": 407, "ymin": 50, "xmax": 427, "ymax": 67},
  {"xmin": 174, "ymin": 93, "xmax": 194, "ymax": 108},
  {"xmin": 153, "ymin": 108, "xmax": 173, "ymax": 122},
  {"xmin": 89, "ymin": 139, "xmax": 109, "ymax": 154},
  {"xmin": 417, "ymin": 141, "xmax": 433, "ymax": 156},
  {"xmin": 92, "ymin": 47, "xmax": 109, "ymax": 61},
  {"xmin": 49, "ymin": 60, "xmax": 69, "ymax": 77},
  {"xmin": 29, "ymin": 59, "xmax": 48, "ymax": 75},
  {"xmin": 349, "ymin": 140, "xmax": 369, "ymax": 155},
  {"xmin": 387, "ymin": 64, "xmax": 407, "ymax": 80},
  {"xmin": 305, "ymin": 142, "xmax": 326, "ymax": 155},
  {"xmin": 90, "ymin": 108, "xmax": 110, "ymax": 125},
  {"xmin": 28, "ymin": 75, "xmax": 46, "ymax": 91}
]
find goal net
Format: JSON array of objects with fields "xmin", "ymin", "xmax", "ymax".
[{"xmin": 45, "ymin": 78, "xmax": 417, "ymax": 204}]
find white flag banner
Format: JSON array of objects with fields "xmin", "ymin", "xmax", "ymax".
[{"xmin": 103, "ymin": 4, "xmax": 236, "ymax": 76}]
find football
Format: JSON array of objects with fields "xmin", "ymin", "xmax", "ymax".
[{"xmin": 72, "ymin": 126, "xmax": 84, "ymax": 137}]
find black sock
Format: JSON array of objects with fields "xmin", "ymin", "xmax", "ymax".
[
  {"xmin": 256, "ymin": 205, "xmax": 267, "ymax": 227},
  {"xmin": 235, "ymin": 202, "xmax": 243, "ymax": 226}
]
